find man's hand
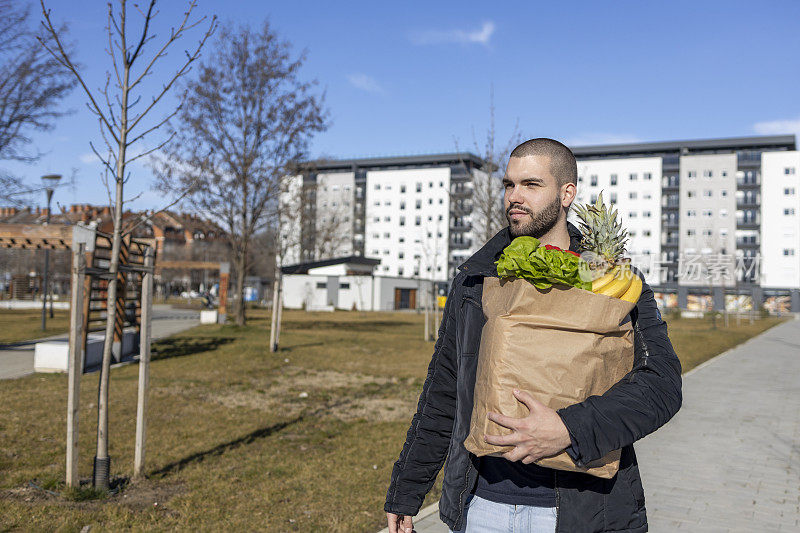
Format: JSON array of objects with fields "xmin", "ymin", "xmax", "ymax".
[
  {"xmin": 484, "ymin": 389, "xmax": 572, "ymax": 464},
  {"xmin": 386, "ymin": 512, "xmax": 413, "ymax": 533}
]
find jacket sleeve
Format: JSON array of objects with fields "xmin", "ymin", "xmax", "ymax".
[
  {"xmin": 557, "ymin": 269, "xmax": 683, "ymax": 466},
  {"xmin": 384, "ymin": 273, "xmax": 463, "ymax": 517}
]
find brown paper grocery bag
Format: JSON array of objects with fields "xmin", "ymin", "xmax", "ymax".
[{"xmin": 463, "ymin": 276, "xmax": 636, "ymax": 479}]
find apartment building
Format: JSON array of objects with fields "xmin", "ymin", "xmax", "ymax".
[
  {"xmin": 572, "ymin": 134, "xmax": 799, "ymax": 311},
  {"xmin": 284, "ymin": 135, "xmax": 799, "ymax": 311},
  {"xmin": 282, "ymin": 153, "xmax": 485, "ymax": 283}
]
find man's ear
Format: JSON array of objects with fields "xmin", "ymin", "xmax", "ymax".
[{"xmin": 561, "ymin": 182, "xmax": 577, "ymax": 208}]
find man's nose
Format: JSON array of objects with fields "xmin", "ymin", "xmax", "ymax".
[{"xmin": 507, "ymin": 184, "xmax": 524, "ymax": 205}]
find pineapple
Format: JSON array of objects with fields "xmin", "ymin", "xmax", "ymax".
[{"xmin": 573, "ymin": 191, "xmax": 642, "ymax": 303}]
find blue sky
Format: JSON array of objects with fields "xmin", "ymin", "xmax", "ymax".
[{"xmin": 7, "ymin": 0, "xmax": 800, "ymax": 211}]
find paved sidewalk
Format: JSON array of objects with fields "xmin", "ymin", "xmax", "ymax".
[
  {"xmin": 0, "ymin": 305, "xmax": 200, "ymax": 379},
  {"xmin": 407, "ymin": 317, "xmax": 800, "ymax": 532}
]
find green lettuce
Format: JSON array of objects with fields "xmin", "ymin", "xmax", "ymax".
[{"xmin": 495, "ymin": 236, "xmax": 591, "ymax": 291}]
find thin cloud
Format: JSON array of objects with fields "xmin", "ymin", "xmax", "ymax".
[
  {"xmin": 79, "ymin": 152, "xmax": 99, "ymax": 164},
  {"xmin": 347, "ymin": 73, "xmax": 383, "ymax": 93},
  {"xmin": 410, "ymin": 21, "xmax": 495, "ymax": 46},
  {"xmin": 754, "ymin": 116, "xmax": 800, "ymax": 135},
  {"xmin": 565, "ymin": 133, "xmax": 643, "ymax": 147}
]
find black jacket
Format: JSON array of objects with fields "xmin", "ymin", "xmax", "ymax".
[{"xmin": 384, "ymin": 223, "xmax": 683, "ymax": 532}]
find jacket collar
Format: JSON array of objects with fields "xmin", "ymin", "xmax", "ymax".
[{"xmin": 457, "ymin": 221, "xmax": 583, "ymax": 278}]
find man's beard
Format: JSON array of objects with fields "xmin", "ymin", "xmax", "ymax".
[{"xmin": 507, "ymin": 193, "xmax": 562, "ymax": 238}]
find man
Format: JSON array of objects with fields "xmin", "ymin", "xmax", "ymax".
[{"xmin": 385, "ymin": 138, "xmax": 682, "ymax": 533}]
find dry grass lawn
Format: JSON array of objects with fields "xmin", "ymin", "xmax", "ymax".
[
  {"xmin": 0, "ymin": 309, "xmax": 71, "ymax": 345},
  {"xmin": 0, "ymin": 308, "xmax": 788, "ymax": 531}
]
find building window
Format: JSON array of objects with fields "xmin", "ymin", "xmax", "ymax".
[
  {"xmin": 383, "ymin": 250, "xmax": 390, "ymax": 255},
  {"xmin": 415, "ymin": 216, "xmax": 421, "ymax": 226},
  {"xmin": 720, "ymin": 228, "xmax": 728, "ymax": 237},
  {"xmin": 719, "ymin": 209, "xmax": 728, "ymax": 217},
  {"xmin": 384, "ymin": 216, "xmax": 390, "ymax": 222},
  {"xmin": 785, "ymin": 167, "xmax": 796, "ymax": 175},
  {"xmin": 687, "ymin": 171, "xmax": 696, "ymax": 179},
  {"xmin": 399, "ymin": 237, "xmax": 405, "ymax": 243},
  {"xmin": 439, "ymin": 198, "xmax": 443, "ymax": 204},
  {"xmin": 687, "ymin": 209, "xmax": 696, "ymax": 217},
  {"xmin": 686, "ymin": 229, "xmax": 696, "ymax": 236},
  {"xmin": 384, "ymin": 232, "xmax": 390, "ymax": 238},
  {"xmin": 703, "ymin": 209, "xmax": 713, "ymax": 217},
  {"xmin": 784, "ymin": 249, "xmax": 796, "ymax": 256},
  {"xmin": 643, "ymin": 211, "xmax": 651, "ymax": 218},
  {"xmin": 590, "ymin": 175, "xmax": 598, "ymax": 186},
  {"xmin": 703, "ymin": 229, "xmax": 713, "ymax": 237},
  {"xmin": 610, "ymin": 174, "xmax": 617, "ymax": 185},
  {"xmin": 400, "ymin": 184, "xmax": 406, "ymax": 193},
  {"xmin": 687, "ymin": 190, "xmax": 696, "ymax": 198},
  {"xmin": 316, "ymin": 282, "xmax": 326, "ymax": 289},
  {"xmin": 399, "ymin": 251, "xmax": 404, "ymax": 259},
  {"xmin": 610, "ymin": 192, "xmax": 617, "ymax": 203},
  {"xmin": 644, "ymin": 172, "xmax": 652, "ymax": 180},
  {"xmin": 703, "ymin": 190, "xmax": 712, "ymax": 198},
  {"xmin": 438, "ymin": 214, "xmax": 443, "ymax": 221},
  {"xmin": 429, "ymin": 181, "xmax": 433, "ymax": 188},
  {"xmin": 591, "ymin": 193, "xmax": 598, "ymax": 203},
  {"xmin": 400, "ymin": 201, "xmax": 406, "ymax": 210},
  {"xmin": 721, "ymin": 170, "xmax": 728, "ymax": 177},
  {"xmin": 643, "ymin": 230, "xmax": 651, "ymax": 237},
  {"xmin": 628, "ymin": 211, "xmax": 637, "ymax": 218},
  {"xmin": 397, "ymin": 268, "xmax": 403, "ymax": 276},
  {"xmin": 629, "ymin": 192, "xmax": 637, "ymax": 200},
  {"xmin": 399, "ymin": 216, "xmax": 405, "ymax": 226},
  {"xmin": 339, "ymin": 283, "xmax": 350, "ymax": 289},
  {"xmin": 784, "ymin": 187, "xmax": 796, "ymax": 195},
  {"xmin": 440, "ymin": 181, "xmax": 444, "ymax": 187},
  {"xmin": 629, "ymin": 173, "xmax": 637, "ymax": 181},
  {"xmin": 721, "ymin": 189, "xmax": 728, "ymax": 197},
  {"xmin": 416, "ymin": 199, "xmax": 421, "ymax": 209},
  {"xmin": 785, "ymin": 208, "xmax": 796, "ymax": 215},
  {"xmin": 428, "ymin": 198, "xmax": 433, "ymax": 204},
  {"xmin": 375, "ymin": 184, "xmax": 381, "ymax": 190},
  {"xmin": 703, "ymin": 170, "xmax": 713, "ymax": 178},
  {"xmin": 416, "ymin": 183, "xmax": 422, "ymax": 192},
  {"xmin": 373, "ymin": 217, "xmax": 380, "ymax": 223}
]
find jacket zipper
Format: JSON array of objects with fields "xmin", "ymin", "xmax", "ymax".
[
  {"xmin": 463, "ymin": 295, "xmax": 480, "ymax": 309},
  {"xmin": 456, "ymin": 461, "xmax": 473, "ymax": 527},
  {"xmin": 554, "ymin": 470, "xmax": 561, "ymax": 532}
]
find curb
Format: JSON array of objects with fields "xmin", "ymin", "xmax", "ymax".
[{"xmin": 378, "ymin": 502, "xmax": 439, "ymax": 533}]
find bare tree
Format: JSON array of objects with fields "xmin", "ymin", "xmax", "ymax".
[
  {"xmin": 38, "ymin": 0, "xmax": 216, "ymax": 489},
  {"xmin": 454, "ymin": 89, "xmax": 521, "ymax": 245},
  {"xmin": 0, "ymin": 1, "xmax": 75, "ymax": 204},
  {"xmin": 153, "ymin": 21, "xmax": 328, "ymax": 326}
]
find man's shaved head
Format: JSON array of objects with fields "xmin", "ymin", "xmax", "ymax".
[{"xmin": 510, "ymin": 138, "xmax": 577, "ymax": 187}]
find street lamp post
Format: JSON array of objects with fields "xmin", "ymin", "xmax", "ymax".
[{"xmin": 41, "ymin": 174, "xmax": 62, "ymax": 331}]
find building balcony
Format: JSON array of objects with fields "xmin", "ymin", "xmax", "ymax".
[
  {"xmin": 662, "ymin": 218, "xmax": 679, "ymax": 228},
  {"xmin": 736, "ymin": 219, "xmax": 760, "ymax": 229},
  {"xmin": 737, "ymin": 152, "xmax": 762, "ymax": 168},
  {"xmin": 736, "ymin": 238, "xmax": 759, "ymax": 247},
  {"xmin": 736, "ymin": 177, "xmax": 760, "ymax": 188},
  {"xmin": 736, "ymin": 198, "xmax": 760, "ymax": 209},
  {"xmin": 661, "ymin": 237, "xmax": 679, "ymax": 247},
  {"xmin": 450, "ymin": 238, "xmax": 473, "ymax": 250},
  {"xmin": 450, "ymin": 223, "xmax": 471, "ymax": 232},
  {"xmin": 661, "ymin": 177, "xmax": 679, "ymax": 189}
]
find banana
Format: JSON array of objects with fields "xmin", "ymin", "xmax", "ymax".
[
  {"xmin": 591, "ymin": 267, "xmax": 619, "ymax": 293},
  {"xmin": 598, "ymin": 267, "xmax": 633, "ymax": 298},
  {"xmin": 619, "ymin": 273, "xmax": 643, "ymax": 303}
]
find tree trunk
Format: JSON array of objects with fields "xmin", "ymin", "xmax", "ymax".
[
  {"xmin": 94, "ymin": 51, "xmax": 130, "ymax": 491},
  {"xmin": 234, "ymin": 245, "xmax": 247, "ymax": 326}
]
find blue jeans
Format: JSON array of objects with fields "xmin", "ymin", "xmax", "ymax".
[{"xmin": 449, "ymin": 494, "xmax": 557, "ymax": 533}]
